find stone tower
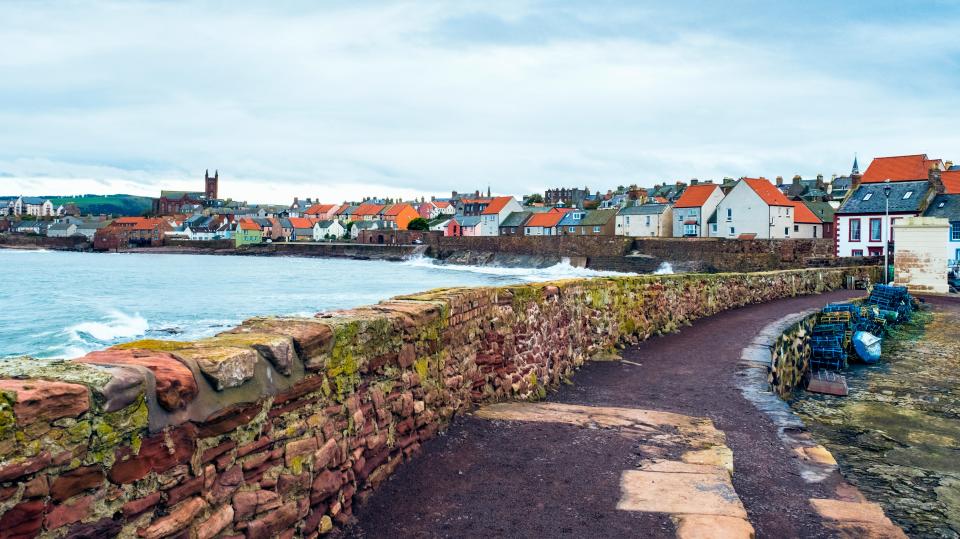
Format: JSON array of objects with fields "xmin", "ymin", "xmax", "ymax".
[{"xmin": 205, "ymin": 169, "xmax": 219, "ymax": 200}]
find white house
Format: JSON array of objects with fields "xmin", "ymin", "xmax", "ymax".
[
  {"xmin": 479, "ymin": 196, "xmax": 523, "ymax": 236},
  {"xmin": 836, "ymin": 180, "xmax": 934, "ymax": 257},
  {"xmin": 312, "ymin": 219, "xmax": 345, "ymax": 241},
  {"xmin": 713, "ymin": 178, "xmax": 794, "ymax": 239},
  {"xmin": 12, "ymin": 197, "xmax": 55, "ymax": 217},
  {"xmin": 522, "ymin": 211, "xmax": 566, "ymax": 236},
  {"xmin": 789, "ymin": 202, "xmax": 824, "ymax": 239},
  {"xmin": 46, "ymin": 222, "xmax": 77, "ymax": 238},
  {"xmin": 671, "ymin": 183, "xmax": 724, "ymax": 237},
  {"xmin": 616, "ymin": 204, "xmax": 673, "ymax": 237},
  {"xmin": 923, "ymin": 193, "xmax": 960, "ymax": 264},
  {"xmin": 350, "ymin": 220, "xmax": 381, "ymax": 240}
]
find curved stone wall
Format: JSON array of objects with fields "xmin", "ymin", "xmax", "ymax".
[
  {"xmin": 0, "ymin": 267, "xmax": 876, "ymax": 538},
  {"xmin": 767, "ymin": 312, "xmax": 819, "ymax": 399}
]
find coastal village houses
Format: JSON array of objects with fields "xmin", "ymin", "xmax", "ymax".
[
  {"xmin": 235, "ymin": 218, "xmax": 263, "ymax": 247},
  {"xmin": 524, "ymin": 210, "xmax": 568, "ymax": 236},
  {"xmin": 617, "ymin": 203, "xmax": 673, "ymax": 237},
  {"xmin": 313, "ymin": 219, "xmax": 345, "ymax": 241},
  {"xmin": 713, "ymin": 178, "xmax": 795, "ymax": 239},
  {"xmin": 672, "ymin": 182, "xmax": 723, "ymax": 237},
  {"xmin": 479, "ymin": 196, "xmax": 523, "ymax": 236}
]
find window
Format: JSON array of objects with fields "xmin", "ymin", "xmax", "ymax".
[
  {"xmin": 688, "ymin": 209, "xmax": 696, "ymax": 216},
  {"xmin": 903, "ymin": 191, "xmax": 913, "ymax": 199},
  {"xmin": 869, "ymin": 218, "xmax": 882, "ymax": 242},
  {"xmin": 711, "ymin": 224, "xmax": 717, "ymax": 233},
  {"xmin": 869, "ymin": 247, "xmax": 883, "ymax": 257},
  {"xmin": 794, "ymin": 225, "xmax": 799, "ymax": 232},
  {"xmin": 645, "ymin": 216, "xmax": 651, "ymax": 226},
  {"xmin": 729, "ymin": 226, "xmax": 735, "ymax": 235},
  {"xmin": 863, "ymin": 193, "xmax": 872, "ymax": 201},
  {"xmin": 785, "ymin": 227, "xmax": 790, "ymax": 236},
  {"xmin": 568, "ymin": 226, "xmax": 576, "ymax": 233},
  {"xmin": 852, "ymin": 249, "xmax": 863, "ymax": 257},
  {"xmin": 726, "ymin": 208, "xmax": 732, "ymax": 221},
  {"xmin": 624, "ymin": 216, "xmax": 630, "ymax": 225},
  {"xmin": 952, "ymin": 222, "xmax": 960, "ymax": 241},
  {"xmin": 684, "ymin": 224, "xmax": 697, "ymax": 236},
  {"xmin": 939, "ymin": 202, "xmax": 946, "ymax": 208},
  {"xmin": 786, "ymin": 207, "xmax": 791, "ymax": 216},
  {"xmin": 593, "ymin": 226, "xmax": 601, "ymax": 233},
  {"xmin": 849, "ymin": 218, "xmax": 861, "ymax": 242},
  {"xmin": 813, "ymin": 227, "xmax": 818, "ymax": 238},
  {"xmin": 525, "ymin": 227, "xmax": 531, "ymax": 234}
]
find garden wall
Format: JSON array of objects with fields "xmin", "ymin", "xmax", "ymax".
[{"xmin": 0, "ymin": 266, "xmax": 877, "ymax": 538}]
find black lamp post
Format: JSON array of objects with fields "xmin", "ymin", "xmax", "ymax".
[{"xmin": 883, "ymin": 179, "xmax": 892, "ymax": 283}]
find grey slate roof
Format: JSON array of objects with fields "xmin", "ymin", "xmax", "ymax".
[
  {"xmin": 837, "ymin": 180, "xmax": 931, "ymax": 215},
  {"xmin": 557, "ymin": 211, "xmax": 586, "ymax": 227},
  {"xmin": 456, "ymin": 215, "xmax": 482, "ymax": 227},
  {"xmin": 923, "ymin": 194, "xmax": 960, "ymax": 221},
  {"xmin": 580, "ymin": 209, "xmax": 617, "ymax": 226},
  {"xmin": 618, "ymin": 203, "xmax": 670, "ymax": 215},
  {"xmin": 499, "ymin": 211, "xmax": 531, "ymax": 228},
  {"xmin": 803, "ymin": 201, "xmax": 835, "ymax": 223},
  {"xmin": 20, "ymin": 197, "xmax": 49, "ymax": 205}
]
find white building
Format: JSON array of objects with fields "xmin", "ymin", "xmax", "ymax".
[
  {"xmin": 616, "ymin": 204, "xmax": 673, "ymax": 237},
  {"xmin": 479, "ymin": 196, "xmax": 523, "ymax": 236},
  {"xmin": 835, "ymin": 180, "xmax": 933, "ymax": 257},
  {"xmin": 713, "ymin": 178, "xmax": 794, "ymax": 239},
  {"xmin": 11, "ymin": 197, "xmax": 55, "ymax": 217},
  {"xmin": 789, "ymin": 202, "xmax": 824, "ymax": 239},
  {"xmin": 312, "ymin": 220, "xmax": 345, "ymax": 241},
  {"xmin": 671, "ymin": 183, "xmax": 724, "ymax": 237}
]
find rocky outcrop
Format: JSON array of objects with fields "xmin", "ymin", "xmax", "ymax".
[{"xmin": 0, "ymin": 266, "xmax": 878, "ymax": 537}]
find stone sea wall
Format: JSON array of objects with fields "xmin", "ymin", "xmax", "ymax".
[
  {"xmin": 767, "ymin": 312, "xmax": 819, "ymax": 399},
  {"xmin": 0, "ymin": 267, "xmax": 876, "ymax": 538}
]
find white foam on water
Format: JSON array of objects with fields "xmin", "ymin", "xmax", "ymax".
[
  {"xmin": 653, "ymin": 261, "xmax": 674, "ymax": 275},
  {"xmin": 400, "ymin": 254, "xmax": 634, "ymax": 281},
  {"xmin": 67, "ymin": 310, "xmax": 149, "ymax": 344}
]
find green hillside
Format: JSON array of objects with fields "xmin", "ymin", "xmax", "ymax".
[{"xmin": 47, "ymin": 194, "xmax": 153, "ymax": 216}]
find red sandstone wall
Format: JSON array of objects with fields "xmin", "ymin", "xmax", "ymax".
[{"xmin": 0, "ymin": 267, "xmax": 877, "ymax": 538}]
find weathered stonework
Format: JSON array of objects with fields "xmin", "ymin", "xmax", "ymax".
[
  {"xmin": 767, "ymin": 312, "xmax": 819, "ymax": 399},
  {"xmin": 0, "ymin": 267, "xmax": 876, "ymax": 538}
]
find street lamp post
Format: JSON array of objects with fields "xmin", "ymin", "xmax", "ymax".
[{"xmin": 883, "ymin": 179, "xmax": 892, "ymax": 284}]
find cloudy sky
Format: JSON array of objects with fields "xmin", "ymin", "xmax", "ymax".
[{"xmin": 1, "ymin": 1, "xmax": 958, "ymax": 204}]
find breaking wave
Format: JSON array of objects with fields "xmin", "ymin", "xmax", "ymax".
[
  {"xmin": 653, "ymin": 262, "xmax": 674, "ymax": 275},
  {"xmin": 401, "ymin": 255, "xmax": 634, "ymax": 281},
  {"xmin": 67, "ymin": 310, "xmax": 149, "ymax": 345}
]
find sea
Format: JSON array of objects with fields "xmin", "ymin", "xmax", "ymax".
[{"xmin": 0, "ymin": 249, "xmax": 633, "ymax": 360}]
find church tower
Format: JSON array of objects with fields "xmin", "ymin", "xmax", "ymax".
[
  {"xmin": 205, "ymin": 169, "xmax": 219, "ymax": 200},
  {"xmin": 851, "ymin": 154, "xmax": 860, "ymax": 176}
]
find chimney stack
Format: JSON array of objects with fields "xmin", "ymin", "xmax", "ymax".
[
  {"xmin": 690, "ymin": 178, "xmax": 699, "ymax": 186},
  {"xmin": 792, "ymin": 175, "xmax": 801, "ymax": 186},
  {"xmin": 930, "ymin": 168, "xmax": 945, "ymax": 194},
  {"xmin": 776, "ymin": 176, "xmax": 783, "ymax": 186}
]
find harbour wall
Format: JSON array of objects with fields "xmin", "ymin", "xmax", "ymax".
[{"xmin": 0, "ymin": 266, "xmax": 878, "ymax": 538}]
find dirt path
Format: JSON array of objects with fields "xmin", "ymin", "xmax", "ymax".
[{"xmin": 344, "ymin": 290, "xmax": 863, "ymax": 538}]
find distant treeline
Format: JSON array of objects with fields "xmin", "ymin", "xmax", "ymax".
[{"xmin": 47, "ymin": 194, "xmax": 153, "ymax": 216}]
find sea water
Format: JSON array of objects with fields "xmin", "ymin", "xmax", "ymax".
[{"xmin": 0, "ymin": 250, "xmax": 629, "ymax": 359}]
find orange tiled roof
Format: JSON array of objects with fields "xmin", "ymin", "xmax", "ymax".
[
  {"xmin": 383, "ymin": 203, "xmax": 414, "ymax": 216},
  {"xmin": 238, "ymin": 218, "xmax": 260, "ymax": 231},
  {"xmin": 791, "ymin": 202, "xmax": 821, "ymax": 224},
  {"xmin": 333, "ymin": 203, "xmax": 351, "ymax": 215},
  {"xmin": 861, "ymin": 154, "xmax": 938, "ymax": 183},
  {"xmin": 433, "ymin": 201, "xmax": 451, "ymax": 208},
  {"xmin": 304, "ymin": 204, "xmax": 335, "ymax": 215},
  {"xmin": 113, "ymin": 217, "xmax": 142, "ymax": 225},
  {"xmin": 353, "ymin": 204, "xmax": 385, "ymax": 216},
  {"xmin": 482, "ymin": 196, "xmax": 514, "ymax": 215},
  {"xmin": 132, "ymin": 218, "xmax": 165, "ymax": 231},
  {"xmin": 526, "ymin": 211, "xmax": 566, "ymax": 227},
  {"xmin": 673, "ymin": 184, "xmax": 720, "ymax": 208},
  {"xmin": 460, "ymin": 198, "xmax": 492, "ymax": 204},
  {"xmin": 288, "ymin": 217, "xmax": 314, "ymax": 229},
  {"xmin": 941, "ymin": 171, "xmax": 960, "ymax": 194},
  {"xmin": 743, "ymin": 178, "xmax": 793, "ymax": 207}
]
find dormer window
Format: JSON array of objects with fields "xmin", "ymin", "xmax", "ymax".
[
  {"xmin": 903, "ymin": 191, "xmax": 913, "ymax": 199},
  {"xmin": 939, "ymin": 201, "xmax": 946, "ymax": 208},
  {"xmin": 863, "ymin": 193, "xmax": 873, "ymax": 201}
]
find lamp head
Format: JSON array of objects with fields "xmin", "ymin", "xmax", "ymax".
[{"xmin": 883, "ymin": 179, "xmax": 892, "ymax": 198}]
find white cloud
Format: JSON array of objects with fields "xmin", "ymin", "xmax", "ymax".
[{"xmin": 0, "ymin": 1, "xmax": 958, "ymax": 204}]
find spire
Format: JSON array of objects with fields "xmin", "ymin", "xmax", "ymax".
[
  {"xmin": 487, "ymin": 185, "xmax": 491, "ymax": 197},
  {"xmin": 852, "ymin": 154, "xmax": 859, "ymax": 175}
]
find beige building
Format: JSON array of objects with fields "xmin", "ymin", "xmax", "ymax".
[{"xmin": 893, "ymin": 217, "xmax": 950, "ymax": 294}]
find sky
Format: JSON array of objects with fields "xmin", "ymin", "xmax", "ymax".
[{"xmin": 1, "ymin": 0, "xmax": 958, "ymax": 204}]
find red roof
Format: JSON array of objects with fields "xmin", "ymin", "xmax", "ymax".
[
  {"xmin": 652, "ymin": 196, "xmax": 669, "ymax": 204},
  {"xmin": 433, "ymin": 201, "xmax": 451, "ymax": 208},
  {"xmin": 238, "ymin": 218, "xmax": 260, "ymax": 231},
  {"xmin": 743, "ymin": 178, "xmax": 793, "ymax": 207},
  {"xmin": 674, "ymin": 184, "xmax": 720, "ymax": 208},
  {"xmin": 383, "ymin": 203, "xmax": 414, "ymax": 216},
  {"xmin": 304, "ymin": 204, "xmax": 335, "ymax": 215},
  {"xmin": 460, "ymin": 198, "xmax": 492, "ymax": 204},
  {"xmin": 113, "ymin": 217, "xmax": 142, "ymax": 225},
  {"xmin": 941, "ymin": 171, "xmax": 960, "ymax": 195},
  {"xmin": 526, "ymin": 212, "xmax": 566, "ymax": 227},
  {"xmin": 288, "ymin": 217, "xmax": 314, "ymax": 229},
  {"xmin": 861, "ymin": 154, "xmax": 938, "ymax": 183},
  {"xmin": 481, "ymin": 196, "xmax": 514, "ymax": 215},
  {"xmin": 353, "ymin": 204, "xmax": 385, "ymax": 216},
  {"xmin": 333, "ymin": 203, "xmax": 351, "ymax": 215},
  {"xmin": 132, "ymin": 218, "xmax": 166, "ymax": 231},
  {"xmin": 791, "ymin": 202, "xmax": 822, "ymax": 224}
]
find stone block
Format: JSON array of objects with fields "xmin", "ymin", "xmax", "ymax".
[
  {"xmin": 0, "ymin": 379, "xmax": 89, "ymax": 427},
  {"xmin": 77, "ymin": 349, "xmax": 197, "ymax": 411}
]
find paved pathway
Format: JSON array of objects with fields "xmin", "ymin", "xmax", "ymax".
[{"xmin": 344, "ymin": 290, "xmax": 868, "ymax": 538}]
